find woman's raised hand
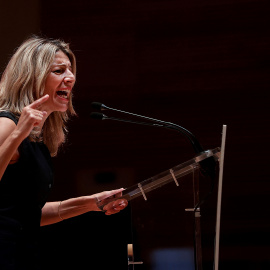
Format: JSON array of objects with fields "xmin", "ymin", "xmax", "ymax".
[{"xmin": 16, "ymin": 95, "xmax": 49, "ymax": 140}]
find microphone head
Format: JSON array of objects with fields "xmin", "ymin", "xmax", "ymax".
[
  {"xmin": 90, "ymin": 112, "xmax": 106, "ymax": 120},
  {"xmin": 91, "ymin": 102, "xmax": 108, "ymax": 111}
]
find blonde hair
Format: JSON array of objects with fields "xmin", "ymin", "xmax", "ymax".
[{"xmin": 0, "ymin": 36, "xmax": 77, "ymax": 156}]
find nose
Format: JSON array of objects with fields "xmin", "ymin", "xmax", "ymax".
[{"xmin": 64, "ymin": 70, "xmax": 75, "ymax": 85}]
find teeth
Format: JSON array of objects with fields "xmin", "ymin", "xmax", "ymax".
[{"xmin": 57, "ymin": 90, "xmax": 68, "ymax": 98}]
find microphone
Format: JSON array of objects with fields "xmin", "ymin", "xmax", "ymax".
[
  {"xmin": 91, "ymin": 102, "xmax": 110, "ymax": 111},
  {"xmin": 91, "ymin": 102, "xmax": 204, "ymax": 154},
  {"xmin": 90, "ymin": 103, "xmax": 217, "ymax": 179},
  {"xmin": 90, "ymin": 112, "xmax": 174, "ymax": 128}
]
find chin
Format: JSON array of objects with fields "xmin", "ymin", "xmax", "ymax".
[
  {"xmin": 58, "ymin": 107, "xmax": 68, "ymax": 113},
  {"xmin": 55, "ymin": 102, "xmax": 69, "ymax": 112}
]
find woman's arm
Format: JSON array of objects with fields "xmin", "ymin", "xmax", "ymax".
[
  {"xmin": 41, "ymin": 189, "xmax": 128, "ymax": 226},
  {"xmin": 0, "ymin": 118, "xmax": 23, "ymax": 180},
  {"xmin": 0, "ymin": 95, "xmax": 49, "ymax": 181}
]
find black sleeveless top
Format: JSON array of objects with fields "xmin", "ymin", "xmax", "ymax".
[{"xmin": 0, "ymin": 111, "xmax": 54, "ymax": 269}]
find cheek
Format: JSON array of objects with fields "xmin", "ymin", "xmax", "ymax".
[{"xmin": 44, "ymin": 76, "xmax": 58, "ymax": 94}]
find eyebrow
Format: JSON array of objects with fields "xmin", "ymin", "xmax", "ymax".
[{"xmin": 53, "ymin": 63, "xmax": 73, "ymax": 70}]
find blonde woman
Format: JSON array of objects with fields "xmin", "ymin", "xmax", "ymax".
[{"xmin": 0, "ymin": 36, "xmax": 127, "ymax": 270}]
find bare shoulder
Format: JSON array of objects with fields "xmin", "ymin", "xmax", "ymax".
[{"xmin": 0, "ymin": 117, "xmax": 17, "ymax": 145}]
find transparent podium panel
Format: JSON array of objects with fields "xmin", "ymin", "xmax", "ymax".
[
  {"xmin": 96, "ymin": 148, "xmax": 220, "ymax": 270},
  {"xmin": 96, "ymin": 148, "xmax": 220, "ymax": 210}
]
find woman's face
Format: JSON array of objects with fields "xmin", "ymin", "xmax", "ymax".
[{"xmin": 42, "ymin": 50, "xmax": 76, "ymax": 114}]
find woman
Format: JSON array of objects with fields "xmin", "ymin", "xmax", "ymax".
[{"xmin": 0, "ymin": 36, "xmax": 127, "ymax": 269}]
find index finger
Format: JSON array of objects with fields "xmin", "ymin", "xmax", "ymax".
[{"xmin": 29, "ymin": 94, "xmax": 49, "ymax": 109}]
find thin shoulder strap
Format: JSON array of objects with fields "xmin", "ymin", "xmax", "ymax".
[{"xmin": 0, "ymin": 111, "xmax": 18, "ymax": 125}]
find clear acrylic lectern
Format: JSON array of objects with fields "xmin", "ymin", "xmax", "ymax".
[{"xmin": 96, "ymin": 147, "xmax": 221, "ymax": 270}]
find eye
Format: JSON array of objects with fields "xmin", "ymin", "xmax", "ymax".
[
  {"xmin": 52, "ymin": 67, "xmax": 65, "ymax": 75},
  {"xmin": 53, "ymin": 69, "xmax": 64, "ymax": 75}
]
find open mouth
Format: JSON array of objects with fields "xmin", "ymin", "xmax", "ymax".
[{"xmin": 56, "ymin": 90, "xmax": 69, "ymax": 99}]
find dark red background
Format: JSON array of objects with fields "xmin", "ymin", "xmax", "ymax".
[{"xmin": 1, "ymin": 0, "xmax": 269, "ymax": 269}]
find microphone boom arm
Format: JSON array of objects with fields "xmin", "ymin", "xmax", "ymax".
[{"xmin": 91, "ymin": 103, "xmax": 204, "ymax": 154}]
